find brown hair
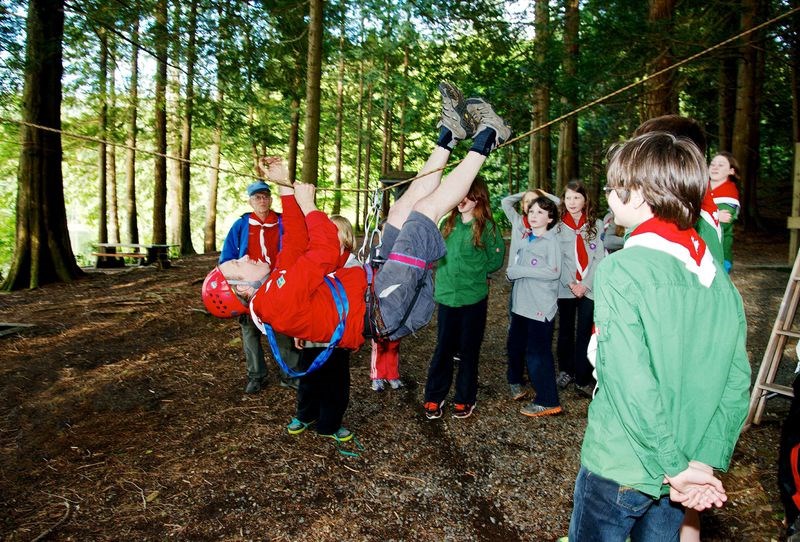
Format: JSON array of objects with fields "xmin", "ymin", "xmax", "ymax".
[
  {"xmin": 529, "ymin": 195, "xmax": 559, "ymax": 230},
  {"xmin": 634, "ymin": 114, "xmax": 707, "ymax": 155},
  {"xmin": 713, "ymin": 151, "xmax": 741, "ymax": 185},
  {"xmin": 558, "ymin": 180, "xmax": 599, "ymax": 240},
  {"xmin": 441, "ymin": 177, "xmax": 496, "ymax": 247},
  {"xmin": 606, "ymin": 131, "xmax": 707, "ymax": 229},
  {"xmin": 330, "ymin": 215, "xmax": 355, "ymax": 253}
]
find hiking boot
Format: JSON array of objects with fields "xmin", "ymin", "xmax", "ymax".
[
  {"xmin": 244, "ymin": 377, "xmax": 265, "ymax": 394},
  {"xmin": 320, "ymin": 427, "xmax": 353, "ymax": 443},
  {"xmin": 509, "ymin": 383, "xmax": 527, "ymax": 401},
  {"xmin": 388, "ymin": 379, "xmax": 404, "ymax": 390},
  {"xmin": 371, "ymin": 379, "xmax": 386, "ymax": 392},
  {"xmin": 576, "ymin": 383, "xmax": 596, "ymax": 398},
  {"xmin": 452, "ymin": 403, "xmax": 475, "ymax": 419},
  {"xmin": 423, "ymin": 400, "xmax": 444, "ymax": 420},
  {"xmin": 465, "ymin": 97, "xmax": 511, "ymax": 146},
  {"xmin": 438, "ymin": 81, "xmax": 477, "ymax": 141},
  {"xmin": 520, "ymin": 403, "xmax": 563, "ymax": 418},
  {"xmin": 286, "ymin": 417, "xmax": 315, "ymax": 435},
  {"xmin": 556, "ymin": 371, "xmax": 574, "ymax": 390}
]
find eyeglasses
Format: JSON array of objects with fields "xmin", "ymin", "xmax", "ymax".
[
  {"xmin": 602, "ymin": 186, "xmax": 616, "ymax": 195},
  {"xmin": 250, "ymin": 193, "xmax": 271, "ymax": 201}
]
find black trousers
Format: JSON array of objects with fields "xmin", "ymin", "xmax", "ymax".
[
  {"xmin": 556, "ymin": 296, "xmax": 595, "ymax": 387},
  {"xmin": 295, "ymin": 347, "xmax": 350, "ymax": 435},
  {"xmin": 424, "ymin": 297, "xmax": 488, "ymax": 406}
]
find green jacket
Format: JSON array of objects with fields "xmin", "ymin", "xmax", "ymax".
[
  {"xmin": 581, "ymin": 241, "xmax": 750, "ymax": 497},
  {"xmin": 434, "ymin": 217, "xmax": 506, "ymax": 307}
]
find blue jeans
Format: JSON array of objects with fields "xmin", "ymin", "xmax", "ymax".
[
  {"xmin": 569, "ymin": 466, "xmax": 684, "ymax": 542},
  {"xmin": 507, "ymin": 313, "xmax": 559, "ymax": 407}
]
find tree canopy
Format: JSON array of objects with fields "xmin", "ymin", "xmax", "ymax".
[{"xmin": 0, "ymin": 0, "xmax": 797, "ymax": 286}]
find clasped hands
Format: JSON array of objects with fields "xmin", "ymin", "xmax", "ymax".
[{"xmin": 665, "ymin": 461, "xmax": 728, "ymax": 512}]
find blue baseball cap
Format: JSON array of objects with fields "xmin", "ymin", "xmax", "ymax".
[{"xmin": 247, "ymin": 180, "xmax": 272, "ymax": 197}]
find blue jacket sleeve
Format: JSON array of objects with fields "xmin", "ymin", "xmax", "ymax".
[{"xmin": 219, "ymin": 214, "xmax": 249, "ymax": 264}]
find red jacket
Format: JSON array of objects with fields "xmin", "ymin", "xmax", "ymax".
[{"xmin": 250, "ymin": 197, "xmax": 367, "ymax": 350}]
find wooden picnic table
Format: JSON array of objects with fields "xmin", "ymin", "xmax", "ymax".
[{"xmin": 92, "ymin": 243, "xmax": 179, "ymax": 269}]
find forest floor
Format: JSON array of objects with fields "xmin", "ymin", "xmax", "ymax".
[{"xmin": 0, "ymin": 227, "xmax": 796, "ymax": 541}]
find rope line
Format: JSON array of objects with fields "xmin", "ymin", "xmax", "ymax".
[{"xmin": 2, "ymin": 5, "xmax": 797, "ymax": 197}]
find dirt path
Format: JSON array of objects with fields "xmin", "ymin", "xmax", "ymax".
[{"xmin": 0, "ymin": 229, "xmax": 794, "ymax": 541}]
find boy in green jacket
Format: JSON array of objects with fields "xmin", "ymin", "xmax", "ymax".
[{"xmin": 568, "ymin": 132, "xmax": 750, "ymax": 541}]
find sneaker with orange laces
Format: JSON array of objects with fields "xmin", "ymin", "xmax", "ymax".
[
  {"xmin": 452, "ymin": 403, "xmax": 475, "ymax": 419},
  {"xmin": 520, "ymin": 403, "xmax": 563, "ymax": 418},
  {"xmin": 423, "ymin": 400, "xmax": 444, "ymax": 420}
]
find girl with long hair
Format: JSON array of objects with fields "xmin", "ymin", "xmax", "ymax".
[
  {"xmin": 554, "ymin": 180, "xmax": 605, "ymax": 397},
  {"xmin": 709, "ymin": 151, "xmax": 740, "ymax": 273},
  {"xmin": 423, "ymin": 177, "xmax": 506, "ymax": 419}
]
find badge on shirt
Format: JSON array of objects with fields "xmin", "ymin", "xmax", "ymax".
[{"xmin": 277, "ymin": 276, "xmax": 286, "ymax": 288}]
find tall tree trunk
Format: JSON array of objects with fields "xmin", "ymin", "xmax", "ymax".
[
  {"xmin": 397, "ymin": 43, "xmax": 408, "ymax": 171},
  {"xmin": 152, "ymin": 0, "xmax": 168, "ymax": 245},
  {"xmin": 301, "ymin": 0, "xmax": 323, "ymax": 185},
  {"xmin": 732, "ymin": 0, "xmax": 762, "ymax": 229},
  {"xmin": 108, "ymin": 39, "xmax": 120, "ymax": 244},
  {"xmin": 287, "ymin": 54, "xmax": 303, "ymax": 183},
  {"xmin": 4, "ymin": 0, "xmax": 83, "ymax": 290},
  {"xmin": 793, "ymin": 0, "xmax": 800, "ymax": 145},
  {"xmin": 532, "ymin": 0, "xmax": 551, "ymax": 191},
  {"xmin": 178, "ymin": 0, "xmax": 197, "ymax": 255},
  {"xmin": 381, "ymin": 56, "xmax": 392, "ymax": 176},
  {"xmin": 556, "ymin": 0, "xmax": 579, "ymax": 191},
  {"xmin": 167, "ymin": 0, "xmax": 182, "ymax": 246},
  {"xmin": 97, "ymin": 26, "xmax": 108, "ymax": 244},
  {"xmin": 125, "ymin": 9, "xmax": 139, "ymax": 244},
  {"xmin": 718, "ymin": 54, "xmax": 738, "ymax": 152},
  {"xmin": 363, "ymin": 82, "xmax": 374, "ymax": 229},
  {"xmin": 644, "ymin": 0, "xmax": 677, "ymax": 119},
  {"xmin": 204, "ymin": 0, "xmax": 227, "ymax": 253},
  {"xmin": 354, "ymin": 47, "xmax": 365, "ymax": 232},
  {"xmin": 333, "ymin": 7, "xmax": 345, "ymax": 215}
]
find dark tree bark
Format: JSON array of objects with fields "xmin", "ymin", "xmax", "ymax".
[
  {"xmin": 644, "ymin": 0, "xmax": 677, "ymax": 119},
  {"xmin": 152, "ymin": 0, "xmax": 168, "ymax": 245},
  {"xmin": 333, "ymin": 6, "xmax": 345, "ymax": 215},
  {"xmin": 178, "ymin": 0, "xmax": 197, "ymax": 255},
  {"xmin": 108, "ymin": 37, "xmax": 120, "ymax": 244},
  {"xmin": 124, "ymin": 9, "xmax": 140, "ymax": 244},
  {"xmin": 3, "ymin": 0, "xmax": 83, "ymax": 290},
  {"xmin": 530, "ymin": 0, "xmax": 551, "ymax": 191},
  {"xmin": 556, "ymin": 0, "xmax": 579, "ymax": 193},
  {"xmin": 732, "ymin": 0, "xmax": 764, "ymax": 229},
  {"xmin": 97, "ymin": 26, "xmax": 108, "ymax": 244},
  {"xmin": 301, "ymin": 0, "xmax": 323, "ymax": 185},
  {"xmin": 204, "ymin": 0, "xmax": 227, "ymax": 253}
]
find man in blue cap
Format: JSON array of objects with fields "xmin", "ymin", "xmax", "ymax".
[{"xmin": 220, "ymin": 177, "xmax": 300, "ymax": 393}]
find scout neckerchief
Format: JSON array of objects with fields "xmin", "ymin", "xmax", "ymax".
[
  {"xmin": 624, "ymin": 217, "xmax": 716, "ymax": 287},
  {"xmin": 248, "ymin": 212, "xmax": 279, "ymax": 264},
  {"xmin": 698, "ymin": 182, "xmax": 722, "ymax": 243},
  {"xmin": 562, "ymin": 211, "xmax": 588, "ymax": 280},
  {"xmin": 521, "ymin": 215, "xmax": 534, "ymax": 241},
  {"xmin": 711, "ymin": 179, "xmax": 740, "ymax": 210}
]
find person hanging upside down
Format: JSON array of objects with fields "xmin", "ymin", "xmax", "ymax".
[{"xmin": 208, "ymin": 80, "xmax": 510, "ymax": 432}]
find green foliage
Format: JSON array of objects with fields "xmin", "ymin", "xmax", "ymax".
[{"xmin": 0, "ymin": 0, "xmax": 796, "ymax": 269}]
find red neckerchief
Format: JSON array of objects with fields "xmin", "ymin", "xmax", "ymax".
[
  {"xmin": 629, "ymin": 217, "xmax": 705, "ymax": 265},
  {"xmin": 699, "ymin": 182, "xmax": 722, "ymax": 242},
  {"xmin": 624, "ymin": 217, "xmax": 717, "ymax": 287},
  {"xmin": 521, "ymin": 215, "xmax": 533, "ymax": 240},
  {"xmin": 711, "ymin": 180, "xmax": 740, "ymax": 207},
  {"xmin": 562, "ymin": 211, "xmax": 588, "ymax": 280}
]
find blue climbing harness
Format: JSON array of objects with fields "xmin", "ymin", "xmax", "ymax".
[{"xmin": 261, "ymin": 275, "xmax": 349, "ymax": 378}]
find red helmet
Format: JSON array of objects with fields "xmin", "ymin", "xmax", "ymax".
[{"xmin": 202, "ymin": 267, "xmax": 248, "ymax": 318}]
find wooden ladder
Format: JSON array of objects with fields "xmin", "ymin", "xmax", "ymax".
[{"xmin": 746, "ymin": 249, "xmax": 800, "ymax": 426}]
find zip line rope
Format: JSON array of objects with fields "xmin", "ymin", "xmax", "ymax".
[{"xmin": 1, "ymin": 4, "xmax": 798, "ymax": 196}]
